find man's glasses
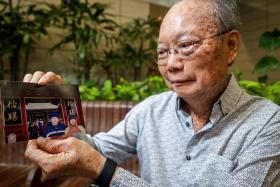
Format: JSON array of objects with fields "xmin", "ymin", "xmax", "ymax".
[{"xmin": 155, "ymin": 30, "xmax": 229, "ymax": 65}]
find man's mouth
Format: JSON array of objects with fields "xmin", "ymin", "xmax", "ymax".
[{"xmin": 167, "ymin": 78, "xmax": 195, "ymax": 85}]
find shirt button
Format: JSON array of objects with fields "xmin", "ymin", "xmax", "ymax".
[
  {"xmin": 186, "ymin": 155, "xmax": 191, "ymax": 161},
  {"xmin": 185, "ymin": 122, "xmax": 190, "ymax": 127}
]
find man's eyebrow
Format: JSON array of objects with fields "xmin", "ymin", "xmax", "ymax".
[
  {"xmin": 174, "ymin": 31, "xmax": 200, "ymax": 41},
  {"xmin": 157, "ymin": 31, "xmax": 200, "ymax": 46},
  {"xmin": 157, "ymin": 41, "xmax": 165, "ymax": 46}
]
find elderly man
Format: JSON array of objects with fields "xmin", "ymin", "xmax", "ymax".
[
  {"xmin": 24, "ymin": 0, "xmax": 280, "ymax": 186},
  {"xmin": 43, "ymin": 112, "xmax": 67, "ymax": 138}
]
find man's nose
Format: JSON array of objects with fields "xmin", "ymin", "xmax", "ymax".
[{"xmin": 167, "ymin": 53, "xmax": 184, "ymax": 72}]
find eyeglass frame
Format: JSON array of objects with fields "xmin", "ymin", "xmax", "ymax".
[{"xmin": 155, "ymin": 30, "xmax": 231, "ymax": 65}]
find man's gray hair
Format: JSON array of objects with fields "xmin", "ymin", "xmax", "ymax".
[
  {"xmin": 173, "ymin": 0, "xmax": 241, "ymax": 32},
  {"xmin": 212, "ymin": 0, "xmax": 241, "ymax": 32}
]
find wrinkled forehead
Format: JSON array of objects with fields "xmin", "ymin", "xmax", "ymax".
[{"xmin": 159, "ymin": 0, "xmax": 219, "ymax": 43}]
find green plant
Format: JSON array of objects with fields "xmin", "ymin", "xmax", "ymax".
[
  {"xmin": 239, "ymin": 80, "xmax": 280, "ymax": 105},
  {"xmin": 0, "ymin": 0, "xmax": 50, "ymax": 80},
  {"xmin": 79, "ymin": 84, "xmax": 100, "ymax": 100},
  {"xmin": 120, "ymin": 17, "xmax": 161, "ymax": 81},
  {"xmin": 254, "ymin": 28, "xmax": 280, "ymax": 83},
  {"xmin": 47, "ymin": 0, "xmax": 117, "ymax": 83},
  {"xmin": 98, "ymin": 48, "xmax": 123, "ymax": 84},
  {"xmin": 114, "ymin": 79, "xmax": 140, "ymax": 101},
  {"xmin": 100, "ymin": 17, "xmax": 161, "ymax": 83},
  {"xmin": 238, "ymin": 28, "xmax": 280, "ymax": 106},
  {"xmin": 79, "ymin": 76, "xmax": 169, "ymax": 102}
]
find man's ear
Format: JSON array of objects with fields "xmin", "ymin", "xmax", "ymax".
[{"xmin": 226, "ymin": 30, "xmax": 240, "ymax": 66}]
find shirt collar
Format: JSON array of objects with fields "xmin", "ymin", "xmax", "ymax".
[
  {"xmin": 176, "ymin": 74, "xmax": 243, "ymax": 124},
  {"xmin": 219, "ymin": 74, "xmax": 243, "ymax": 115}
]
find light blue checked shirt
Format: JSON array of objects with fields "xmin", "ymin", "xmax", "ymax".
[{"xmin": 91, "ymin": 75, "xmax": 280, "ymax": 187}]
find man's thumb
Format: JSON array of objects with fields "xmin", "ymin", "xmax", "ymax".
[{"xmin": 37, "ymin": 137, "xmax": 66, "ymax": 154}]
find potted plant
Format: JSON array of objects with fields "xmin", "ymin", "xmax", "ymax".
[
  {"xmin": 0, "ymin": 0, "xmax": 50, "ymax": 80},
  {"xmin": 47, "ymin": 0, "xmax": 117, "ymax": 83},
  {"xmin": 239, "ymin": 28, "xmax": 280, "ymax": 105},
  {"xmin": 100, "ymin": 17, "xmax": 162, "ymax": 83}
]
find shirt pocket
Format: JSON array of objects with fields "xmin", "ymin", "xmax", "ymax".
[
  {"xmin": 193, "ymin": 153, "xmax": 237, "ymax": 185},
  {"xmin": 205, "ymin": 153, "xmax": 236, "ymax": 172},
  {"xmin": 178, "ymin": 153, "xmax": 236, "ymax": 186}
]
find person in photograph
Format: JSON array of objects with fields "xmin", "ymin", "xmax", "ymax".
[
  {"xmin": 35, "ymin": 118, "xmax": 44, "ymax": 137},
  {"xmin": 65, "ymin": 114, "xmax": 86, "ymax": 136},
  {"xmin": 43, "ymin": 112, "xmax": 67, "ymax": 138},
  {"xmin": 28, "ymin": 121, "xmax": 39, "ymax": 139}
]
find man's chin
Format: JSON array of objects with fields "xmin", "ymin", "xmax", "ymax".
[{"xmin": 172, "ymin": 84, "xmax": 200, "ymax": 98}]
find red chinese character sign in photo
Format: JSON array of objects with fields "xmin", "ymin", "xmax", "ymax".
[{"xmin": 4, "ymin": 98, "xmax": 22, "ymax": 125}]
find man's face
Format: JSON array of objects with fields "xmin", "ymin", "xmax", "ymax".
[
  {"xmin": 70, "ymin": 119, "xmax": 77, "ymax": 126},
  {"xmin": 157, "ymin": 0, "xmax": 237, "ymax": 100},
  {"xmin": 51, "ymin": 117, "xmax": 59, "ymax": 125}
]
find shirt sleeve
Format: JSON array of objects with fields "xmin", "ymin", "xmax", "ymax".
[
  {"xmin": 110, "ymin": 167, "xmax": 156, "ymax": 187},
  {"xmin": 92, "ymin": 109, "xmax": 141, "ymax": 163},
  {"xmin": 89, "ymin": 103, "xmax": 158, "ymax": 187},
  {"xmin": 74, "ymin": 131, "xmax": 157, "ymax": 187},
  {"xmin": 74, "ymin": 107, "xmax": 157, "ymax": 187},
  {"xmin": 224, "ymin": 111, "xmax": 280, "ymax": 187}
]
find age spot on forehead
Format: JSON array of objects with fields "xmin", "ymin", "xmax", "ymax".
[
  {"xmin": 173, "ymin": 0, "xmax": 219, "ymax": 36},
  {"xmin": 159, "ymin": 0, "xmax": 220, "ymax": 45},
  {"xmin": 197, "ymin": 16, "xmax": 219, "ymax": 36}
]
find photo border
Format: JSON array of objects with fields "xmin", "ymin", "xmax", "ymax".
[{"xmin": 0, "ymin": 81, "xmax": 85, "ymax": 143}]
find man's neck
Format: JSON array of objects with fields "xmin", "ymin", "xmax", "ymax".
[{"xmin": 181, "ymin": 77, "xmax": 229, "ymax": 132}]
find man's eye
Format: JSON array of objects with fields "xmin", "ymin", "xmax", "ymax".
[
  {"xmin": 180, "ymin": 43, "xmax": 192, "ymax": 48},
  {"xmin": 157, "ymin": 50, "xmax": 167, "ymax": 58},
  {"xmin": 179, "ymin": 43, "xmax": 195, "ymax": 56}
]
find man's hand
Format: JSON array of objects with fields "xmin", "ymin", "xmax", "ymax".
[
  {"xmin": 25, "ymin": 137, "xmax": 106, "ymax": 182},
  {"xmin": 23, "ymin": 71, "xmax": 64, "ymax": 85}
]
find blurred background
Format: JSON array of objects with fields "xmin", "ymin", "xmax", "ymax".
[
  {"xmin": 0, "ymin": 0, "xmax": 279, "ymax": 103},
  {"xmin": 0, "ymin": 1, "xmax": 279, "ymax": 186}
]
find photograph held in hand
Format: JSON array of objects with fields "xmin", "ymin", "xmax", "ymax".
[{"xmin": 0, "ymin": 81, "xmax": 85, "ymax": 143}]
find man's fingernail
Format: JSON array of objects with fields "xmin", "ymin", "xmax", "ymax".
[
  {"xmin": 37, "ymin": 137, "xmax": 45, "ymax": 142},
  {"xmin": 38, "ymin": 80, "xmax": 45, "ymax": 85}
]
